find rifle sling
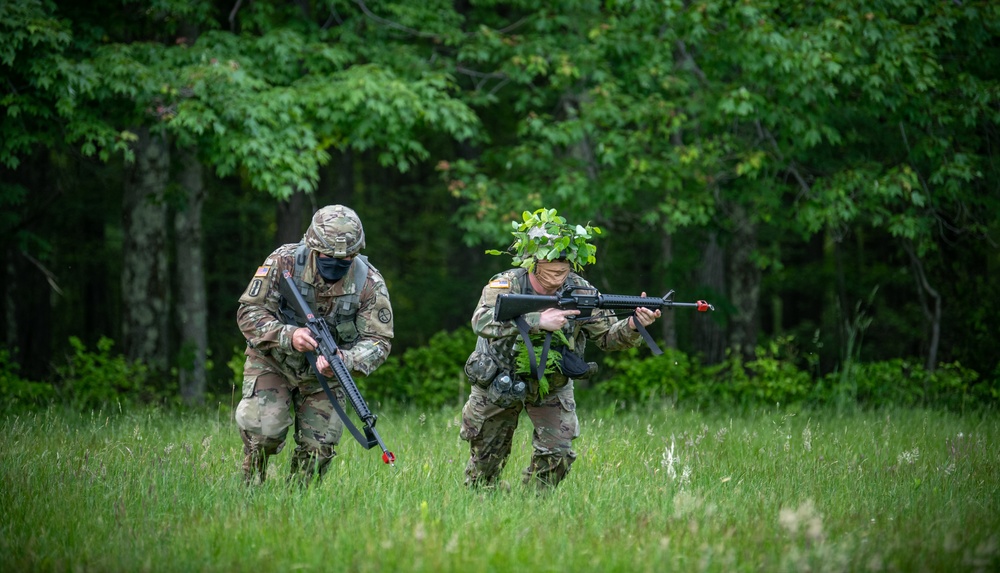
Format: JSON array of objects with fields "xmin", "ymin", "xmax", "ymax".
[
  {"xmin": 631, "ymin": 312, "xmax": 664, "ymax": 356},
  {"xmin": 514, "ymin": 312, "xmax": 662, "ymax": 381},
  {"xmin": 304, "ymin": 351, "xmax": 375, "ymax": 449},
  {"xmin": 515, "ymin": 316, "xmax": 552, "ymax": 381}
]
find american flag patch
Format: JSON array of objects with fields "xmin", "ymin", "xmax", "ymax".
[
  {"xmin": 488, "ymin": 278, "xmax": 510, "ymax": 288},
  {"xmin": 254, "ymin": 266, "xmax": 270, "ymax": 277}
]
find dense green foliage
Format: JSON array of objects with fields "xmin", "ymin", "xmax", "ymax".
[
  {"xmin": 1, "ymin": 0, "xmax": 998, "ymax": 403},
  {"xmin": 2, "ymin": 405, "xmax": 997, "ymax": 572},
  {"xmin": 5, "ymin": 329, "xmax": 995, "ymax": 413},
  {"xmin": 598, "ymin": 341, "xmax": 992, "ymax": 412},
  {"xmin": 363, "ymin": 328, "xmax": 479, "ymax": 409}
]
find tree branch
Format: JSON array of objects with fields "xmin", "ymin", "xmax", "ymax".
[
  {"xmin": 229, "ymin": 0, "xmax": 243, "ymax": 33},
  {"xmin": 354, "ymin": 0, "xmax": 440, "ymax": 39},
  {"xmin": 904, "ymin": 240, "xmax": 941, "ymax": 371},
  {"xmin": 322, "ymin": 4, "xmax": 344, "ymax": 30},
  {"xmin": 674, "ymin": 40, "xmax": 708, "ymax": 87},
  {"xmin": 756, "ymin": 121, "xmax": 812, "ymax": 198},
  {"xmin": 456, "ymin": 65, "xmax": 509, "ymax": 93},
  {"xmin": 21, "ymin": 251, "xmax": 64, "ymax": 296}
]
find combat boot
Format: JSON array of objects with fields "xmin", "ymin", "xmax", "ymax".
[
  {"xmin": 288, "ymin": 447, "xmax": 334, "ymax": 488},
  {"xmin": 240, "ymin": 430, "xmax": 268, "ymax": 484}
]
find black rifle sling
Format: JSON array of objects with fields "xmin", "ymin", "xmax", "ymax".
[
  {"xmin": 303, "ymin": 351, "xmax": 374, "ymax": 449},
  {"xmin": 631, "ymin": 312, "xmax": 664, "ymax": 356},
  {"xmin": 515, "ymin": 315, "xmax": 552, "ymax": 381}
]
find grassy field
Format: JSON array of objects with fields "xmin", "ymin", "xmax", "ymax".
[{"xmin": 1, "ymin": 400, "xmax": 998, "ymax": 572}]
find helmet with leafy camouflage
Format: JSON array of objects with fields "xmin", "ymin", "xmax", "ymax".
[
  {"xmin": 303, "ymin": 205, "xmax": 366, "ymax": 257},
  {"xmin": 485, "ymin": 207, "xmax": 601, "ymax": 272}
]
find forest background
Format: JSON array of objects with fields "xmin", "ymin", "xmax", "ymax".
[{"xmin": 2, "ymin": 0, "xmax": 999, "ymax": 410}]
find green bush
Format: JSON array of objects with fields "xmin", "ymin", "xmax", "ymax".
[
  {"xmin": 595, "ymin": 336, "xmax": 993, "ymax": 412},
  {"xmin": 598, "ymin": 337, "xmax": 813, "ymax": 410},
  {"xmin": 55, "ymin": 336, "xmax": 149, "ymax": 409},
  {"xmin": 597, "ymin": 346, "xmax": 700, "ymax": 406},
  {"xmin": 707, "ymin": 339, "xmax": 814, "ymax": 408},
  {"xmin": 363, "ymin": 328, "xmax": 478, "ymax": 409},
  {"xmin": 43, "ymin": 329, "xmax": 994, "ymax": 413},
  {"xmin": 827, "ymin": 358, "xmax": 988, "ymax": 410},
  {"xmin": 0, "ymin": 348, "xmax": 54, "ymax": 410}
]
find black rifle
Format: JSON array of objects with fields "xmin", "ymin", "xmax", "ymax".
[
  {"xmin": 495, "ymin": 286, "xmax": 714, "ymax": 322},
  {"xmin": 495, "ymin": 286, "xmax": 714, "ymax": 367},
  {"xmin": 279, "ymin": 270, "xmax": 395, "ymax": 466}
]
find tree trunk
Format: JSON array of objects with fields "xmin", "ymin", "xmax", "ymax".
[
  {"xmin": 659, "ymin": 232, "xmax": 677, "ymax": 349},
  {"xmin": 727, "ymin": 204, "xmax": 760, "ymax": 360},
  {"xmin": 276, "ymin": 191, "xmax": 309, "ymax": 246},
  {"xmin": 318, "ymin": 147, "xmax": 356, "ymax": 206},
  {"xmin": 3, "ymin": 247, "xmax": 17, "ymax": 358},
  {"xmin": 175, "ymin": 146, "xmax": 208, "ymax": 404},
  {"xmin": 122, "ymin": 127, "xmax": 170, "ymax": 374},
  {"xmin": 905, "ymin": 241, "xmax": 941, "ymax": 372},
  {"xmin": 693, "ymin": 231, "xmax": 726, "ymax": 364}
]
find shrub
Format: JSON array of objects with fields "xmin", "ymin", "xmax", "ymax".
[
  {"xmin": 0, "ymin": 348, "xmax": 54, "ymax": 410},
  {"xmin": 706, "ymin": 339, "xmax": 813, "ymax": 408},
  {"xmin": 596, "ymin": 346, "xmax": 701, "ymax": 407},
  {"xmin": 363, "ymin": 328, "xmax": 478, "ymax": 409},
  {"xmin": 827, "ymin": 358, "xmax": 989, "ymax": 411},
  {"xmin": 598, "ymin": 337, "xmax": 812, "ymax": 410},
  {"xmin": 54, "ymin": 336, "xmax": 149, "ymax": 409}
]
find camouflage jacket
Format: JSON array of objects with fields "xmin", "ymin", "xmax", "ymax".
[
  {"xmin": 470, "ymin": 267, "xmax": 642, "ymax": 379},
  {"xmin": 237, "ymin": 243, "xmax": 394, "ymax": 386}
]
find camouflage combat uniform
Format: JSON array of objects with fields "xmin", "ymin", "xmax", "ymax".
[
  {"xmin": 235, "ymin": 206, "xmax": 393, "ymax": 485},
  {"xmin": 460, "ymin": 267, "xmax": 644, "ymax": 489}
]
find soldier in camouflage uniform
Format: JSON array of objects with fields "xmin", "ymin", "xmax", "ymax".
[
  {"xmin": 235, "ymin": 205, "xmax": 394, "ymax": 485},
  {"xmin": 460, "ymin": 209, "xmax": 661, "ymax": 490}
]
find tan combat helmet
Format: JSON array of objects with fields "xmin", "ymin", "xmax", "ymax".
[{"xmin": 304, "ymin": 205, "xmax": 366, "ymax": 258}]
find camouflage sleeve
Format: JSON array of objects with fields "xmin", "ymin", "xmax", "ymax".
[
  {"xmin": 580, "ymin": 308, "xmax": 643, "ymax": 351},
  {"xmin": 236, "ymin": 255, "xmax": 298, "ymax": 353},
  {"xmin": 470, "ymin": 271, "xmax": 541, "ymax": 339},
  {"xmin": 571, "ymin": 276, "xmax": 643, "ymax": 352},
  {"xmin": 341, "ymin": 270, "xmax": 393, "ymax": 376}
]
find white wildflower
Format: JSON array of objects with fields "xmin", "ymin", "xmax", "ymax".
[
  {"xmin": 679, "ymin": 465, "xmax": 692, "ymax": 489},
  {"xmin": 897, "ymin": 447, "xmax": 920, "ymax": 465},
  {"xmin": 715, "ymin": 427, "xmax": 728, "ymax": 443},
  {"xmin": 661, "ymin": 438, "xmax": 679, "ymax": 480}
]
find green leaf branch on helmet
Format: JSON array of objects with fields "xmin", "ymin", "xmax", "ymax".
[{"xmin": 486, "ymin": 208, "xmax": 601, "ymax": 273}]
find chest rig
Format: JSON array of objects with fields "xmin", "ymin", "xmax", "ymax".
[{"xmin": 279, "ymin": 243, "xmax": 370, "ymax": 345}]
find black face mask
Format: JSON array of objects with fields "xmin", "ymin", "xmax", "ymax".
[{"xmin": 316, "ymin": 257, "xmax": 353, "ymax": 282}]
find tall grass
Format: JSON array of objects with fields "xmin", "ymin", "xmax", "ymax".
[{"xmin": 1, "ymin": 402, "xmax": 997, "ymax": 572}]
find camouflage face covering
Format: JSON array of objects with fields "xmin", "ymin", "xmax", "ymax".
[{"xmin": 304, "ymin": 205, "xmax": 366, "ymax": 257}]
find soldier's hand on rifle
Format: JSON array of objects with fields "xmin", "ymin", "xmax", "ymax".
[
  {"xmin": 315, "ymin": 351, "xmax": 348, "ymax": 378},
  {"xmin": 315, "ymin": 354, "xmax": 334, "ymax": 377},
  {"xmin": 292, "ymin": 327, "xmax": 318, "ymax": 352},
  {"xmin": 539, "ymin": 308, "xmax": 580, "ymax": 331},
  {"xmin": 629, "ymin": 292, "xmax": 662, "ymax": 330}
]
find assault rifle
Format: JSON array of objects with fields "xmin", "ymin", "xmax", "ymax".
[
  {"xmin": 495, "ymin": 286, "xmax": 714, "ymax": 361},
  {"xmin": 495, "ymin": 286, "xmax": 714, "ymax": 322},
  {"xmin": 279, "ymin": 270, "xmax": 395, "ymax": 466}
]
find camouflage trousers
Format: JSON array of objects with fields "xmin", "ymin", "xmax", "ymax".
[
  {"xmin": 235, "ymin": 360, "xmax": 346, "ymax": 485},
  {"xmin": 460, "ymin": 380, "xmax": 579, "ymax": 489}
]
